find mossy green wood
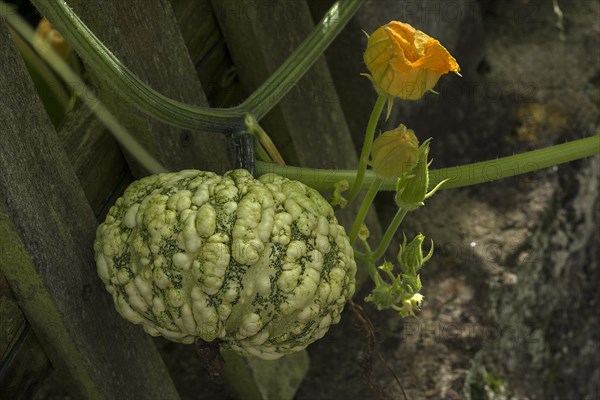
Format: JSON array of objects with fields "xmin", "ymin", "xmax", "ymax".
[
  {"xmin": 33, "ymin": 0, "xmax": 232, "ymax": 176},
  {"xmin": 0, "ymin": 278, "xmax": 25, "ymax": 365},
  {"xmin": 0, "ymin": 19, "xmax": 179, "ymax": 399},
  {"xmin": 0, "ymin": 321, "xmax": 51, "ymax": 398},
  {"xmin": 0, "ymin": 59, "xmax": 129, "ymax": 399},
  {"xmin": 221, "ymin": 349, "xmax": 310, "ymax": 400},
  {"xmin": 0, "ymin": 201, "xmax": 102, "ymax": 399},
  {"xmin": 57, "ymin": 101, "xmax": 129, "ymax": 215},
  {"xmin": 0, "ymin": 101, "xmax": 130, "ymax": 397},
  {"xmin": 0, "ymin": 276, "xmax": 51, "ymax": 398}
]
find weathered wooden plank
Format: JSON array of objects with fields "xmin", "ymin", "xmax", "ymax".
[
  {"xmin": 35, "ymin": 0, "xmax": 232, "ymax": 175},
  {"xmin": 0, "ymin": 274, "xmax": 41, "ymax": 400},
  {"xmin": 1, "ymin": 79, "xmax": 129, "ymax": 400},
  {"xmin": 0, "ymin": 101, "xmax": 129, "ymax": 397},
  {"xmin": 56, "ymin": 101, "xmax": 129, "ymax": 215},
  {"xmin": 0, "ymin": 19, "xmax": 179, "ymax": 399},
  {"xmin": 171, "ymin": 0, "xmax": 245, "ymax": 108},
  {"xmin": 170, "ymin": 0, "xmax": 222, "ymax": 66}
]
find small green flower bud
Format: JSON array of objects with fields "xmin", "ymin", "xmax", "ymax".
[
  {"xmin": 400, "ymin": 273, "xmax": 422, "ymax": 294},
  {"xmin": 370, "ymin": 124, "xmax": 419, "ymax": 179},
  {"xmin": 331, "ymin": 180, "xmax": 349, "ymax": 208},
  {"xmin": 379, "ymin": 260, "xmax": 394, "ymax": 274},
  {"xmin": 397, "ymin": 233, "xmax": 433, "ymax": 275},
  {"xmin": 358, "ymin": 224, "xmax": 370, "ymax": 241},
  {"xmin": 364, "ymin": 259, "xmax": 426, "ymax": 317},
  {"xmin": 365, "ymin": 285, "xmax": 395, "ymax": 310}
]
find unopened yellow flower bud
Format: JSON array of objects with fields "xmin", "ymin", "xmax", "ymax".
[
  {"xmin": 363, "ymin": 21, "xmax": 460, "ymax": 101},
  {"xmin": 371, "ymin": 124, "xmax": 419, "ymax": 179},
  {"xmin": 34, "ymin": 18, "xmax": 71, "ymax": 60}
]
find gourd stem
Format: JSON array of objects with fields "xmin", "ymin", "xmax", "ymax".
[
  {"xmin": 345, "ymin": 95, "xmax": 386, "ymax": 205},
  {"xmin": 363, "ymin": 258, "xmax": 380, "ymax": 284},
  {"xmin": 244, "ymin": 115, "xmax": 285, "ymax": 164},
  {"xmin": 354, "ymin": 251, "xmax": 380, "ymax": 282},
  {"xmin": 349, "ymin": 177, "xmax": 382, "ymax": 244}
]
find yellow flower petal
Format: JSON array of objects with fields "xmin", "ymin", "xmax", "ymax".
[{"xmin": 363, "ymin": 21, "xmax": 460, "ymax": 101}]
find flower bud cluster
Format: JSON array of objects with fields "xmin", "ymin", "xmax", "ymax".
[
  {"xmin": 360, "ymin": 20, "xmax": 459, "ymax": 320},
  {"xmin": 365, "ymin": 234, "xmax": 433, "ymax": 317}
]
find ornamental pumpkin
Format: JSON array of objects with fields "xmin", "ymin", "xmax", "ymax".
[{"xmin": 94, "ymin": 169, "xmax": 356, "ymax": 360}]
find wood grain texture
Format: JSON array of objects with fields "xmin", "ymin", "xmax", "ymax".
[
  {"xmin": 56, "ymin": 101, "xmax": 129, "ymax": 216},
  {"xmin": 0, "ymin": 100, "xmax": 128, "ymax": 397},
  {"xmin": 38, "ymin": 0, "xmax": 233, "ymax": 175},
  {"xmin": 0, "ymin": 277, "xmax": 25, "ymax": 363},
  {"xmin": 0, "ymin": 19, "xmax": 179, "ymax": 399},
  {"xmin": 171, "ymin": 0, "xmax": 245, "ymax": 108},
  {"xmin": 0, "ymin": 324, "xmax": 51, "ymax": 400}
]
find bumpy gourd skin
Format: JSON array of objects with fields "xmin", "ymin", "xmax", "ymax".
[{"xmin": 94, "ymin": 169, "xmax": 356, "ymax": 360}]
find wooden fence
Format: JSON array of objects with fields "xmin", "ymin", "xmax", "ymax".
[{"xmin": 0, "ymin": 0, "xmax": 380, "ymax": 398}]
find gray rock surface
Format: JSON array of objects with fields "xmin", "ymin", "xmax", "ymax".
[{"xmin": 297, "ymin": 1, "xmax": 599, "ymax": 399}]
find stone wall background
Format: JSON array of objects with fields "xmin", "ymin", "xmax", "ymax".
[{"xmin": 298, "ymin": 0, "xmax": 600, "ymax": 399}]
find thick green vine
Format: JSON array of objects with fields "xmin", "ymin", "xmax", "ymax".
[
  {"xmin": 255, "ymin": 135, "xmax": 600, "ymax": 191},
  {"xmin": 28, "ymin": 0, "xmax": 364, "ymax": 132}
]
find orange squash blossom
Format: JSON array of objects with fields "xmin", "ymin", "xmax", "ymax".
[{"xmin": 363, "ymin": 21, "xmax": 461, "ymax": 102}]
